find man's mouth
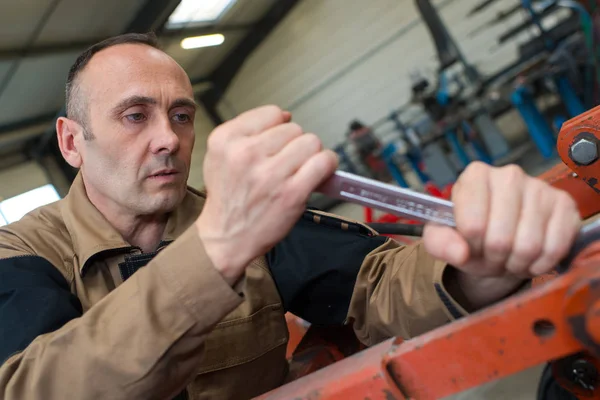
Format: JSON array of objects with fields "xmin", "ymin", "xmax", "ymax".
[{"xmin": 149, "ymin": 169, "xmax": 179, "ymax": 178}]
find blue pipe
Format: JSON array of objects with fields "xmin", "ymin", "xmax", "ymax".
[
  {"xmin": 555, "ymin": 75, "xmax": 586, "ymax": 117},
  {"xmin": 406, "ymin": 153, "xmax": 430, "ymax": 185},
  {"xmin": 511, "ymin": 86, "xmax": 556, "ymax": 159},
  {"xmin": 446, "ymin": 129, "xmax": 471, "ymax": 168},
  {"xmin": 461, "ymin": 121, "xmax": 492, "ymax": 164},
  {"xmin": 381, "ymin": 143, "xmax": 409, "ymax": 188}
]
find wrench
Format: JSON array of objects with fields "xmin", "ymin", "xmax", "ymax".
[{"xmin": 316, "ymin": 170, "xmax": 600, "ymax": 271}]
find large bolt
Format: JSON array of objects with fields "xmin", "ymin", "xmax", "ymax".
[{"xmin": 571, "ymin": 138, "xmax": 599, "ymax": 165}]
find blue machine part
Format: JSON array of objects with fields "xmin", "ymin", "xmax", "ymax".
[
  {"xmin": 553, "ymin": 115, "xmax": 568, "ymax": 131},
  {"xmin": 381, "ymin": 143, "xmax": 409, "ymax": 188},
  {"xmin": 446, "ymin": 129, "xmax": 471, "ymax": 168},
  {"xmin": 555, "ymin": 75, "xmax": 586, "ymax": 118},
  {"xmin": 389, "ymin": 113, "xmax": 431, "ymax": 186},
  {"xmin": 436, "ymin": 71, "xmax": 450, "ymax": 106},
  {"xmin": 406, "ymin": 153, "xmax": 430, "ymax": 185},
  {"xmin": 511, "ymin": 85, "xmax": 556, "ymax": 159},
  {"xmin": 461, "ymin": 121, "xmax": 492, "ymax": 164}
]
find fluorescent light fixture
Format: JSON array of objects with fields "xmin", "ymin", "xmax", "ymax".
[
  {"xmin": 167, "ymin": 0, "xmax": 236, "ymax": 27},
  {"xmin": 181, "ymin": 34, "xmax": 225, "ymax": 49}
]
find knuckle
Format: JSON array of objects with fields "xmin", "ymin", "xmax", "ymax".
[
  {"xmin": 207, "ymin": 129, "xmax": 224, "ymax": 151},
  {"xmin": 262, "ymin": 104, "xmax": 283, "ymax": 118},
  {"xmin": 557, "ymin": 190, "xmax": 577, "ymax": 211},
  {"xmin": 486, "ymin": 236, "xmax": 513, "ymax": 257},
  {"xmin": 514, "ymin": 240, "xmax": 543, "ymax": 263},
  {"xmin": 230, "ymin": 144, "xmax": 254, "ymax": 165},
  {"xmin": 458, "ymin": 219, "xmax": 485, "ymax": 240},
  {"xmin": 460, "ymin": 161, "xmax": 486, "ymax": 180},
  {"xmin": 499, "ymin": 164, "xmax": 524, "ymax": 183},
  {"xmin": 546, "ymin": 241, "xmax": 570, "ymax": 261},
  {"xmin": 303, "ymin": 133, "xmax": 322, "ymax": 149},
  {"xmin": 286, "ymin": 122, "xmax": 304, "ymax": 136}
]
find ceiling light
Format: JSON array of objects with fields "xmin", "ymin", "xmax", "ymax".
[
  {"xmin": 167, "ymin": 0, "xmax": 236, "ymax": 27},
  {"xmin": 181, "ymin": 34, "xmax": 225, "ymax": 50}
]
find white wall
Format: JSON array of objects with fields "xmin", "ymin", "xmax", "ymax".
[
  {"xmin": 187, "ymin": 105, "xmax": 216, "ymax": 189},
  {"xmin": 217, "ymin": 0, "xmax": 568, "ymax": 148}
]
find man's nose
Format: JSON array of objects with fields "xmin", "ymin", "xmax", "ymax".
[{"xmin": 151, "ymin": 117, "xmax": 180, "ymax": 154}]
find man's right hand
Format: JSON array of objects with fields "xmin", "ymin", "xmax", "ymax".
[{"xmin": 196, "ymin": 105, "xmax": 338, "ymax": 286}]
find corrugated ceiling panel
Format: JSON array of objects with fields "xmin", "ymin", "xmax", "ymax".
[
  {"xmin": 0, "ymin": 51, "xmax": 79, "ymax": 125},
  {"xmin": 220, "ymin": 0, "xmax": 276, "ymax": 24},
  {"xmin": 0, "ymin": 0, "xmax": 55, "ymax": 49},
  {"xmin": 34, "ymin": 0, "xmax": 147, "ymax": 45}
]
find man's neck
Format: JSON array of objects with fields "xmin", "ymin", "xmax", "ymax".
[
  {"xmin": 114, "ymin": 213, "xmax": 168, "ymax": 253},
  {"xmin": 84, "ymin": 186, "xmax": 168, "ymax": 253}
]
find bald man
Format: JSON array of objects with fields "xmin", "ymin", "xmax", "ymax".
[{"xmin": 0, "ymin": 33, "xmax": 581, "ymax": 400}]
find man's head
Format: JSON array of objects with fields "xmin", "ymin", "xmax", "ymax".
[{"xmin": 57, "ymin": 32, "xmax": 197, "ymax": 217}]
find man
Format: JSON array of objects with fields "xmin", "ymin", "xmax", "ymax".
[{"xmin": 0, "ymin": 33, "xmax": 581, "ymax": 400}]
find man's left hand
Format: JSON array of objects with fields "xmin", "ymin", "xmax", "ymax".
[{"xmin": 422, "ymin": 162, "xmax": 581, "ymax": 310}]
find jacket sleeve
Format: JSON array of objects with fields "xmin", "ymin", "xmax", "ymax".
[
  {"xmin": 0, "ymin": 224, "xmax": 243, "ymax": 400},
  {"xmin": 267, "ymin": 210, "xmax": 467, "ymax": 347}
]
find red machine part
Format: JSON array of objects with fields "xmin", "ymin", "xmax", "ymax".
[
  {"xmin": 259, "ymin": 243, "xmax": 600, "ymax": 400},
  {"xmin": 267, "ymin": 105, "xmax": 600, "ymax": 399}
]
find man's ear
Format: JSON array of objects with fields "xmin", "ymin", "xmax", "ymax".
[{"xmin": 56, "ymin": 117, "xmax": 83, "ymax": 168}]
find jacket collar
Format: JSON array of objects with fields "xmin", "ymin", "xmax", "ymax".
[{"xmin": 61, "ymin": 173, "xmax": 205, "ymax": 275}]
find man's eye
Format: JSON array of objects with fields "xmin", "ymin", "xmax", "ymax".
[
  {"xmin": 172, "ymin": 113, "xmax": 191, "ymax": 123},
  {"xmin": 126, "ymin": 113, "xmax": 146, "ymax": 122}
]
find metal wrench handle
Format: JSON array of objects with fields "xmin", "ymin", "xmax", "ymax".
[
  {"xmin": 317, "ymin": 170, "xmax": 600, "ymax": 272},
  {"xmin": 316, "ymin": 171, "xmax": 456, "ymax": 227}
]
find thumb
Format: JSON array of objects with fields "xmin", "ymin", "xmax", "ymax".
[{"xmin": 422, "ymin": 224, "xmax": 470, "ymax": 266}]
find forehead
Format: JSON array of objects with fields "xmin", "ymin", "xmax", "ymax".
[{"xmin": 79, "ymin": 44, "xmax": 192, "ymax": 104}]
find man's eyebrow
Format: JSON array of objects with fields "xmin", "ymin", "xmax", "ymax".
[
  {"xmin": 111, "ymin": 95, "xmax": 157, "ymax": 114},
  {"xmin": 171, "ymin": 98, "xmax": 198, "ymax": 110}
]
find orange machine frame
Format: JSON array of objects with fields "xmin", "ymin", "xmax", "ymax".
[{"xmin": 260, "ymin": 105, "xmax": 600, "ymax": 399}]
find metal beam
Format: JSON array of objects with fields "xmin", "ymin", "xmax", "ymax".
[
  {"xmin": 0, "ymin": 24, "xmax": 251, "ymax": 62},
  {"xmin": 0, "ymin": 111, "xmax": 57, "ymax": 134},
  {"xmin": 199, "ymin": 0, "xmax": 302, "ymax": 118}
]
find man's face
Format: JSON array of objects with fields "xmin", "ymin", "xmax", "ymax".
[{"xmin": 76, "ymin": 44, "xmax": 196, "ymax": 216}]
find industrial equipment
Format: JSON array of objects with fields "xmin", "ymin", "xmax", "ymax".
[{"xmin": 257, "ymin": 104, "xmax": 600, "ymax": 399}]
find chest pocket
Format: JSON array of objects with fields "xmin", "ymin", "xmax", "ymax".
[{"xmin": 195, "ymin": 259, "xmax": 289, "ymax": 375}]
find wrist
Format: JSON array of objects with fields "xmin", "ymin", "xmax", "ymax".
[
  {"xmin": 444, "ymin": 267, "xmax": 527, "ymax": 312},
  {"xmin": 195, "ymin": 218, "xmax": 245, "ymax": 287}
]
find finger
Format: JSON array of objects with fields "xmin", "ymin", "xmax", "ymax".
[
  {"xmin": 529, "ymin": 192, "xmax": 581, "ymax": 276},
  {"xmin": 270, "ymin": 133, "xmax": 323, "ymax": 177},
  {"xmin": 452, "ymin": 162, "xmax": 490, "ymax": 257},
  {"xmin": 422, "ymin": 224, "xmax": 470, "ymax": 267},
  {"xmin": 482, "ymin": 166, "xmax": 524, "ymax": 271},
  {"xmin": 254, "ymin": 122, "xmax": 304, "ymax": 156},
  {"xmin": 504, "ymin": 181, "xmax": 551, "ymax": 277},
  {"xmin": 228, "ymin": 105, "xmax": 287, "ymax": 137},
  {"xmin": 287, "ymin": 150, "xmax": 338, "ymax": 198}
]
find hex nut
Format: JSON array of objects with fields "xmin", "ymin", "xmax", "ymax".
[{"xmin": 571, "ymin": 138, "xmax": 598, "ymax": 165}]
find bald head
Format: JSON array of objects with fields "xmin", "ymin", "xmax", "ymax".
[{"xmin": 65, "ymin": 32, "xmax": 167, "ymax": 139}]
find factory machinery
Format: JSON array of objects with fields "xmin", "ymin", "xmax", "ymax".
[
  {"xmin": 327, "ymin": 0, "xmax": 600, "ymax": 200},
  {"xmin": 256, "ymin": 90, "xmax": 600, "ymax": 400}
]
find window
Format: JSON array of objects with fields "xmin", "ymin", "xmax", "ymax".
[
  {"xmin": 0, "ymin": 184, "xmax": 61, "ymax": 226},
  {"xmin": 166, "ymin": 0, "xmax": 237, "ymax": 29}
]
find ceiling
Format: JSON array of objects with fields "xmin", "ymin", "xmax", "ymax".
[{"xmin": 0, "ymin": 0, "xmax": 285, "ymax": 170}]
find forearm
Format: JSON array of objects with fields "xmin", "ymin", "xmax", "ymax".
[{"xmin": 0, "ymin": 226, "xmax": 242, "ymax": 400}]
